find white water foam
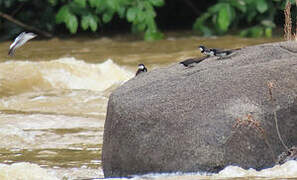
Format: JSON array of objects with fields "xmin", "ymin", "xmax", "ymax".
[
  {"xmin": 0, "ymin": 114, "xmax": 103, "ymax": 149},
  {"xmin": 1, "ymin": 161, "xmax": 297, "ymax": 180},
  {"xmin": 40, "ymin": 58, "xmax": 134, "ymax": 91},
  {"xmin": 0, "ymin": 162, "xmax": 59, "ymax": 180},
  {"xmin": 0, "ymin": 58, "xmax": 134, "ymax": 94},
  {"xmin": 126, "ymin": 160, "xmax": 297, "ymax": 179},
  {"xmin": 216, "ymin": 160, "xmax": 297, "ymax": 178}
]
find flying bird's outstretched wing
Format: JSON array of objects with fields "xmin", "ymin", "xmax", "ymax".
[{"xmin": 9, "ymin": 32, "xmax": 37, "ymax": 56}]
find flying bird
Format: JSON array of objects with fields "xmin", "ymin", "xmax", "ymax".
[{"xmin": 9, "ymin": 32, "xmax": 37, "ymax": 56}]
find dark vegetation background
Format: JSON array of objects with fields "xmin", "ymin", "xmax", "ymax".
[{"xmin": 0, "ymin": 0, "xmax": 296, "ymax": 41}]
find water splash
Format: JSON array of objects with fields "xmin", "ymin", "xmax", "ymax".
[
  {"xmin": 0, "ymin": 58, "xmax": 134, "ymax": 96},
  {"xmin": 0, "ymin": 162, "xmax": 59, "ymax": 180},
  {"xmin": 2, "ymin": 161, "xmax": 296, "ymax": 180},
  {"xmin": 127, "ymin": 161, "xmax": 297, "ymax": 179},
  {"xmin": 216, "ymin": 160, "xmax": 297, "ymax": 178},
  {"xmin": 40, "ymin": 58, "xmax": 133, "ymax": 91}
]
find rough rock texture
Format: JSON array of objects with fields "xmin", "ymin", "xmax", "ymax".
[{"xmin": 102, "ymin": 41, "xmax": 297, "ymax": 178}]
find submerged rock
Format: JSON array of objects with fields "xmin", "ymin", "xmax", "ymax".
[{"xmin": 102, "ymin": 41, "xmax": 297, "ymax": 177}]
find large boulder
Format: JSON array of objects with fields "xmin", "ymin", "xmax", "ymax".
[{"xmin": 102, "ymin": 41, "xmax": 297, "ymax": 178}]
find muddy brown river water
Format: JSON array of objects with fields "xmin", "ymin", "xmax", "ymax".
[{"xmin": 0, "ymin": 34, "xmax": 296, "ymax": 179}]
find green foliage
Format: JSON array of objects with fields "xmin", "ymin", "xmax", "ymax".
[
  {"xmin": 0, "ymin": 0, "xmax": 295, "ymax": 40},
  {"xmin": 53, "ymin": 0, "xmax": 164, "ymax": 40},
  {"xmin": 193, "ymin": 0, "xmax": 296, "ymax": 37}
]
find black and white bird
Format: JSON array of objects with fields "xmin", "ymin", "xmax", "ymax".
[
  {"xmin": 179, "ymin": 56, "xmax": 208, "ymax": 67},
  {"xmin": 135, "ymin": 64, "xmax": 147, "ymax": 76},
  {"xmin": 179, "ymin": 45, "xmax": 213, "ymax": 67},
  {"xmin": 9, "ymin": 32, "xmax": 37, "ymax": 56},
  {"xmin": 199, "ymin": 45, "xmax": 214, "ymax": 56},
  {"xmin": 210, "ymin": 47, "xmax": 241, "ymax": 59}
]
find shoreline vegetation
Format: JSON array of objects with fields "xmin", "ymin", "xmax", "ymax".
[{"xmin": 0, "ymin": 0, "xmax": 296, "ymax": 40}]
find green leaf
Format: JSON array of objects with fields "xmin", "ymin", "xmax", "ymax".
[
  {"xmin": 127, "ymin": 8, "xmax": 137, "ymax": 22},
  {"xmin": 244, "ymin": 0, "xmax": 256, "ymax": 4},
  {"xmin": 146, "ymin": 8, "xmax": 156, "ymax": 18},
  {"xmin": 242, "ymin": 26, "xmax": 264, "ymax": 37},
  {"xmin": 66, "ymin": 14, "xmax": 78, "ymax": 34},
  {"xmin": 208, "ymin": 3, "xmax": 224, "ymax": 13},
  {"xmin": 137, "ymin": 23, "xmax": 146, "ymax": 31},
  {"xmin": 193, "ymin": 13, "xmax": 210, "ymax": 30},
  {"xmin": 230, "ymin": 0, "xmax": 247, "ymax": 12},
  {"xmin": 145, "ymin": 16, "xmax": 157, "ymax": 32},
  {"xmin": 136, "ymin": 10, "xmax": 146, "ymax": 22},
  {"xmin": 149, "ymin": 0, "xmax": 164, "ymax": 7},
  {"xmin": 81, "ymin": 14, "xmax": 98, "ymax": 31},
  {"xmin": 56, "ymin": 6, "xmax": 70, "ymax": 24},
  {"xmin": 103, "ymin": 12, "xmax": 114, "ymax": 23},
  {"xmin": 132, "ymin": 23, "xmax": 146, "ymax": 33},
  {"xmin": 217, "ymin": 3, "xmax": 232, "ymax": 32},
  {"xmin": 89, "ymin": 18, "xmax": 98, "ymax": 31},
  {"xmin": 265, "ymin": 27, "xmax": 272, "ymax": 37},
  {"xmin": 81, "ymin": 16, "xmax": 89, "ymax": 30},
  {"xmin": 229, "ymin": 5, "xmax": 236, "ymax": 22},
  {"xmin": 256, "ymin": 0, "xmax": 268, "ymax": 13},
  {"xmin": 117, "ymin": 7, "xmax": 126, "ymax": 18},
  {"xmin": 193, "ymin": 13, "xmax": 213, "ymax": 36},
  {"xmin": 144, "ymin": 30, "xmax": 163, "ymax": 41},
  {"xmin": 68, "ymin": 1, "xmax": 88, "ymax": 15},
  {"xmin": 239, "ymin": 29, "xmax": 248, "ymax": 37},
  {"xmin": 74, "ymin": 0, "xmax": 86, "ymax": 7},
  {"xmin": 56, "ymin": 5, "xmax": 79, "ymax": 33},
  {"xmin": 88, "ymin": 0, "xmax": 101, "ymax": 8},
  {"xmin": 143, "ymin": 1, "xmax": 154, "ymax": 12},
  {"xmin": 107, "ymin": 0, "xmax": 119, "ymax": 10},
  {"xmin": 250, "ymin": 26, "xmax": 263, "ymax": 37}
]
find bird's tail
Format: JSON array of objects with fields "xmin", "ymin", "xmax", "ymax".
[{"xmin": 8, "ymin": 48, "xmax": 15, "ymax": 57}]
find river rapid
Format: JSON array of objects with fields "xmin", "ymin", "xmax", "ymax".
[{"xmin": 0, "ymin": 33, "xmax": 296, "ymax": 179}]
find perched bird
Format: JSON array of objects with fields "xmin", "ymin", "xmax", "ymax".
[
  {"xmin": 135, "ymin": 64, "xmax": 147, "ymax": 76},
  {"xmin": 199, "ymin": 45, "xmax": 214, "ymax": 56},
  {"xmin": 180, "ymin": 45, "xmax": 213, "ymax": 67},
  {"xmin": 9, "ymin": 32, "xmax": 37, "ymax": 56},
  {"xmin": 179, "ymin": 56, "xmax": 209, "ymax": 67},
  {"xmin": 210, "ymin": 47, "xmax": 241, "ymax": 59}
]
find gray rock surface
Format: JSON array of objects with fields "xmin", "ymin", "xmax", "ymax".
[{"xmin": 102, "ymin": 41, "xmax": 297, "ymax": 177}]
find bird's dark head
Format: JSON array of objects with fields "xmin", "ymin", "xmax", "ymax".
[
  {"xmin": 209, "ymin": 48, "xmax": 217, "ymax": 55},
  {"xmin": 199, "ymin": 45, "xmax": 206, "ymax": 53},
  {"xmin": 138, "ymin": 64, "xmax": 146, "ymax": 70}
]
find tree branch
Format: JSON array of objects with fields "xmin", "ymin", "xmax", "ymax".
[{"xmin": 0, "ymin": 11, "xmax": 53, "ymax": 38}]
